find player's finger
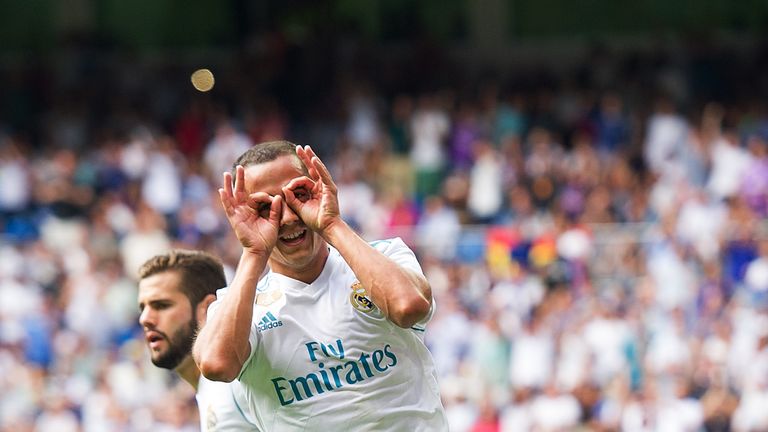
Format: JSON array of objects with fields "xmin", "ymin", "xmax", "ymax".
[
  {"xmin": 245, "ymin": 192, "xmax": 274, "ymax": 219},
  {"xmin": 282, "ymin": 185, "xmax": 293, "ymax": 205},
  {"xmin": 304, "ymin": 145, "xmax": 319, "ymax": 160},
  {"xmin": 311, "ymin": 156, "xmax": 336, "ymax": 190},
  {"xmin": 282, "ymin": 181, "xmax": 312, "ymax": 213},
  {"xmin": 247, "ymin": 191, "xmax": 273, "ymax": 203},
  {"xmin": 247, "ymin": 192, "xmax": 272, "ymax": 208},
  {"xmin": 234, "ymin": 165, "xmax": 245, "ymax": 195},
  {"xmin": 296, "ymin": 145, "xmax": 320, "ymax": 180},
  {"xmin": 284, "ymin": 176, "xmax": 315, "ymax": 192},
  {"xmin": 218, "ymin": 188, "xmax": 234, "ymax": 216},
  {"xmin": 304, "ymin": 146, "xmax": 323, "ymax": 180},
  {"xmin": 270, "ymin": 195, "xmax": 283, "ymax": 224},
  {"xmin": 295, "ymin": 145, "xmax": 309, "ymax": 168},
  {"xmin": 301, "ymin": 146, "xmax": 328, "ymax": 179},
  {"xmin": 223, "ymin": 172, "xmax": 234, "ymax": 197}
]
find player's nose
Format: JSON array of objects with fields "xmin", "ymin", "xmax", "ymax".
[
  {"xmin": 280, "ymin": 200, "xmax": 300, "ymax": 225},
  {"xmin": 139, "ymin": 308, "xmax": 156, "ymax": 328}
]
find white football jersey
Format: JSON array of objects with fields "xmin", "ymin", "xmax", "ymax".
[
  {"xmin": 196, "ymin": 376, "xmax": 259, "ymax": 431},
  {"xmin": 210, "ymin": 238, "xmax": 447, "ymax": 431}
]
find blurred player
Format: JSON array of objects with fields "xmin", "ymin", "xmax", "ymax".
[
  {"xmin": 138, "ymin": 249, "xmax": 259, "ymax": 431},
  {"xmin": 194, "ymin": 141, "xmax": 447, "ymax": 430}
]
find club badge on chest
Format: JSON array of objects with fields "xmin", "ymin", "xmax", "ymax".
[{"xmin": 350, "ymin": 281, "xmax": 375, "ymax": 313}]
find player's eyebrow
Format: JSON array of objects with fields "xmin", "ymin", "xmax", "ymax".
[{"xmin": 139, "ymin": 298, "xmax": 172, "ymax": 310}]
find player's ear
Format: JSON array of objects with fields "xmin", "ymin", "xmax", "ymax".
[{"xmin": 196, "ymin": 294, "xmax": 217, "ymax": 327}]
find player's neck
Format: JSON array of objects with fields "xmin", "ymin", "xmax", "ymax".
[
  {"xmin": 175, "ymin": 355, "xmax": 202, "ymax": 391},
  {"xmin": 271, "ymin": 246, "xmax": 329, "ymax": 284}
]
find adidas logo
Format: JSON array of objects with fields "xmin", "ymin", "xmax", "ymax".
[{"xmin": 257, "ymin": 311, "xmax": 283, "ymax": 332}]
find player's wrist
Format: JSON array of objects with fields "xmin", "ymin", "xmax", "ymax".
[
  {"xmin": 240, "ymin": 247, "xmax": 271, "ymax": 264},
  {"xmin": 319, "ymin": 217, "xmax": 350, "ymax": 244}
]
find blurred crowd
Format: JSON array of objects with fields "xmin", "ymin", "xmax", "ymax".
[{"xmin": 2, "ymin": 35, "xmax": 768, "ymax": 431}]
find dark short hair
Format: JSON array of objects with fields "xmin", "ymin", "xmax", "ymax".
[
  {"xmin": 232, "ymin": 140, "xmax": 307, "ymax": 178},
  {"xmin": 138, "ymin": 249, "xmax": 226, "ymax": 307}
]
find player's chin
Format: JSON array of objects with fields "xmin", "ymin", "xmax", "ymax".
[
  {"xmin": 277, "ymin": 248, "xmax": 310, "ymax": 265},
  {"xmin": 276, "ymin": 244, "xmax": 315, "ymax": 266},
  {"xmin": 150, "ymin": 353, "xmax": 166, "ymax": 366}
]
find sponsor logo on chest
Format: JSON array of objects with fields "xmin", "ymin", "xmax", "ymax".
[{"xmin": 270, "ymin": 338, "xmax": 400, "ymax": 406}]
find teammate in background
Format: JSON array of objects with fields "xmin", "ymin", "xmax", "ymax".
[
  {"xmin": 138, "ymin": 249, "xmax": 258, "ymax": 431},
  {"xmin": 194, "ymin": 141, "xmax": 447, "ymax": 430}
]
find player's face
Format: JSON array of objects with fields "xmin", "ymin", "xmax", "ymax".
[
  {"xmin": 244, "ymin": 155, "xmax": 327, "ymax": 277},
  {"xmin": 138, "ymin": 271, "xmax": 196, "ymax": 370}
]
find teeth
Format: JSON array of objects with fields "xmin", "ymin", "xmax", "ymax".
[{"xmin": 282, "ymin": 230, "xmax": 304, "ymax": 240}]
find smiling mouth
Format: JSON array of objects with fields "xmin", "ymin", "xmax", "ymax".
[{"xmin": 280, "ymin": 229, "xmax": 307, "ymax": 246}]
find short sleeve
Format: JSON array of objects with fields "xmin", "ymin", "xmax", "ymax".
[
  {"xmin": 372, "ymin": 237, "xmax": 435, "ymax": 331},
  {"xmin": 205, "ymin": 286, "xmax": 230, "ymax": 318},
  {"xmin": 372, "ymin": 237, "xmax": 425, "ymax": 276},
  {"xmin": 204, "ymin": 286, "xmax": 260, "ymax": 379}
]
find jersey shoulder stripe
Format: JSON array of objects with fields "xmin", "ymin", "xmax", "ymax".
[
  {"xmin": 256, "ymin": 273, "xmax": 273, "ymax": 293},
  {"xmin": 369, "ymin": 238, "xmax": 394, "ymax": 248}
]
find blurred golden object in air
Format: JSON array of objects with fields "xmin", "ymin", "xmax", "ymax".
[{"xmin": 191, "ymin": 69, "xmax": 215, "ymax": 92}]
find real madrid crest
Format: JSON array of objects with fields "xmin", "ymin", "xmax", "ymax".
[
  {"xmin": 349, "ymin": 281, "xmax": 374, "ymax": 313},
  {"xmin": 255, "ymin": 288, "xmax": 283, "ymax": 306}
]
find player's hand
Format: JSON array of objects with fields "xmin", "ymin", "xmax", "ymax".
[
  {"xmin": 283, "ymin": 145, "xmax": 341, "ymax": 235},
  {"xmin": 219, "ymin": 165, "xmax": 281, "ymax": 256}
]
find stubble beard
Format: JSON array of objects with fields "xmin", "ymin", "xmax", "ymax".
[{"xmin": 151, "ymin": 319, "xmax": 197, "ymax": 370}]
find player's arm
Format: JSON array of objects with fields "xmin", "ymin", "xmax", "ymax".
[
  {"xmin": 284, "ymin": 146, "xmax": 431, "ymax": 328},
  {"xmin": 194, "ymin": 251, "xmax": 267, "ymax": 381},
  {"xmin": 326, "ymin": 222, "xmax": 431, "ymax": 328},
  {"xmin": 194, "ymin": 166, "xmax": 280, "ymax": 381}
]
